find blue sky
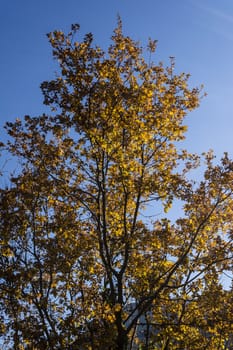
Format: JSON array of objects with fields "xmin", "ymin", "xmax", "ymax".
[{"xmin": 1, "ymin": 0, "xmax": 233, "ymax": 162}]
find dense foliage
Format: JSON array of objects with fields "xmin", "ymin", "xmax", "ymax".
[{"xmin": 1, "ymin": 20, "xmax": 233, "ymax": 349}]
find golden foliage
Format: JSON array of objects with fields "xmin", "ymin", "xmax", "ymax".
[{"xmin": 0, "ymin": 20, "xmax": 233, "ymax": 350}]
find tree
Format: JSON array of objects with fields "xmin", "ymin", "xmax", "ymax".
[{"xmin": 1, "ymin": 19, "xmax": 233, "ymax": 349}]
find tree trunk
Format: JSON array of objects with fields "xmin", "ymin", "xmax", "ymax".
[{"xmin": 116, "ymin": 330, "xmax": 128, "ymax": 350}]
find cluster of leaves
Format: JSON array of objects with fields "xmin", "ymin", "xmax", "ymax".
[{"xmin": 1, "ymin": 19, "xmax": 233, "ymax": 349}]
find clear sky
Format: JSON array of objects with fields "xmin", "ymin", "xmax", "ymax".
[{"xmin": 1, "ymin": 0, "xmax": 233, "ymax": 161}]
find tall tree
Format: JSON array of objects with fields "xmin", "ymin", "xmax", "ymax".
[{"xmin": 1, "ymin": 19, "xmax": 233, "ymax": 349}]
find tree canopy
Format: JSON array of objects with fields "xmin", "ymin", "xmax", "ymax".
[{"xmin": 1, "ymin": 19, "xmax": 233, "ymax": 350}]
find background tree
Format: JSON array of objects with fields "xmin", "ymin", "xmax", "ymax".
[{"xmin": 1, "ymin": 19, "xmax": 233, "ymax": 349}]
